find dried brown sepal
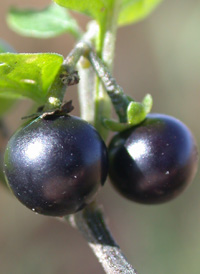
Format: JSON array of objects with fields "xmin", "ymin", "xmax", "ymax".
[{"xmin": 22, "ymin": 101, "xmax": 74, "ymax": 120}]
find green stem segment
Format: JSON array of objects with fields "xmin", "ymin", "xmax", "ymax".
[
  {"xmin": 94, "ymin": 0, "xmax": 121, "ymax": 138},
  {"xmin": 44, "ymin": 42, "xmax": 89, "ymax": 112},
  {"xmin": 88, "ymin": 50, "xmax": 130, "ymax": 122},
  {"xmin": 43, "ymin": 66, "xmax": 67, "ymax": 112},
  {"xmin": 63, "ymin": 41, "xmax": 89, "ymax": 73}
]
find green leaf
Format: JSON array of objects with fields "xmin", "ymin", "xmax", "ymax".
[
  {"xmin": 0, "ymin": 53, "xmax": 63, "ymax": 103},
  {"xmin": 118, "ymin": 0, "xmax": 162, "ymax": 26},
  {"xmin": 127, "ymin": 101, "xmax": 146, "ymax": 125},
  {"xmin": 7, "ymin": 3, "xmax": 81, "ymax": 39},
  {"xmin": 54, "ymin": 0, "xmax": 108, "ymax": 23},
  {"xmin": 142, "ymin": 93, "xmax": 153, "ymax": 113},
  {"xmin": 127, "ymin": 94, "xmax": 153, "ymax": 126}
]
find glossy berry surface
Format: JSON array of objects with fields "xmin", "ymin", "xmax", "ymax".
[
  {"xmin": 108, "ymin": 113, "xmax": 198, "ymax": 204},
  {"xmin": 4, "ymin": 115, "xmax": 108, "ymax": 216}
]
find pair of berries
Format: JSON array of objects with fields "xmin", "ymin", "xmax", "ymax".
[{"xmin": 3, "ymin": 112, "xmax": 198, "ymax": 216}]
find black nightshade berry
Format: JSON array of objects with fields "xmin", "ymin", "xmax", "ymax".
[
  {"xmin": 4, "ymin": 115, "xmax": 108, "ymax": 216},
  {"xmin": 108, "ymin": 113, "xmax": 198, "ymax": 204}
]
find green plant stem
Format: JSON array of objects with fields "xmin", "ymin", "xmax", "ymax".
[
  {"xmin": 63, "ymin": 42, "xmax": 88, "ymax": 73},
  {"xmin": 100, "ymin": 1, "xmax": 120, "ymax": 71},
  {"xmin": 63, "ymin": 203, "xmax": 138, "ymax": 274},
  {"xmin": 77, "ymin": 62, "xmax": 96, "ymax": 124},
  {"xmin": 43, "ymin": 66, "xmax": 67, "ymax": 112},
  {"xmin": 44, "ymin": 21, "xmax": 97, "ymax": 124},
  {"xmin": 77, "ymin": 21, "xmax": 99, "ymax": 125},
  {"xmin": 43, "ymin": 40, "xmax": 89, "ymax": 112},
  {"xmin": 88, "ymin": 50, "xmax": 130, "ymax": 122},
  {"xmin": 94, "ymin": 0, "xmax": 121, "ymax": 138}
]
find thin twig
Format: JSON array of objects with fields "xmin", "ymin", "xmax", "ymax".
[{"xmin": 62, "ymin": 203, "xmax": 138, "ymax": 274}]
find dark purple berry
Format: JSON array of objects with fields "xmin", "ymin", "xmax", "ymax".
[
  {"xmin": 108, "ymin": 113, "xmax": 198, "ymax": 204},
  {"xmin": 4, "ymin": 115, "xmax": 108, "ymax": 216}
]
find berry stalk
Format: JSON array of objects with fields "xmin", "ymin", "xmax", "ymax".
[{"xmin": 65, "ymin": 203, "xmax": 138, "ymax": 274}]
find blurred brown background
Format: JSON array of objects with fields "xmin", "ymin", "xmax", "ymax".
[{"xmin": 1, "ymin": 0, "xmax": 200, "ymax": 273}]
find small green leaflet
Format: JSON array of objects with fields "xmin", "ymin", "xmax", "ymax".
[
  {"xmin": 7, "ymin": 3, "xmax": 81, "ymax": 39},
  {"xmin": 103, "ymin": 94, "xmax": 153, "ymax": 132},
  {"xmin": 127, "ymin": 101, "xmax": 146, "ymax": 125},
  {"xmin": 118, "ymin": 0, "xmax": 162, "ymax": 26},
  {"xmin": 126, "ymin": 94, "xmax": 153, "ymax": 126},
  {"xmin": 0, "ymin": 53, "xmax": 63, "ymax": 103}
]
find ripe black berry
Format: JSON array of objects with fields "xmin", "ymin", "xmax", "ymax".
[
  {"xmin": 4, "ymin": 114, "xmax": 108, "ymax": 216},
  {"xmin": 108, "ymin": 113, "xmax": 198, "ymax": 204}
]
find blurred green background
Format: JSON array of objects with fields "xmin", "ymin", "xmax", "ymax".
[{"xmin": 1, "ymin": 0, "xmax": 200, "ymax": 273}]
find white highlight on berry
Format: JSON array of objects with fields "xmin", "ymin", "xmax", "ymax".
[
  {"xmin": 127, "ymin": 140, "xmax": 150, "ymax": 160},
  {"xmin": 25, "ymin": 141, "xmax": 43, "ymax": 160}
]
